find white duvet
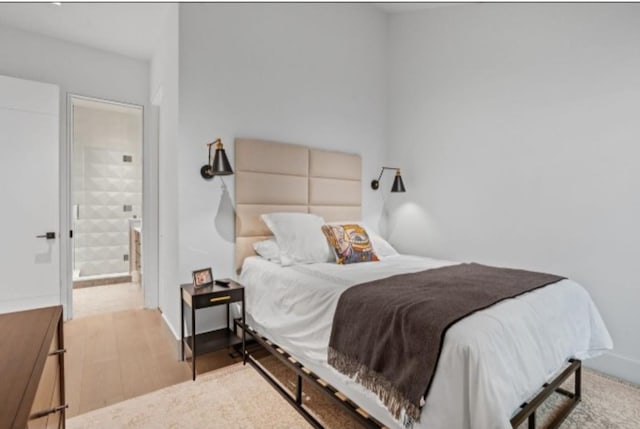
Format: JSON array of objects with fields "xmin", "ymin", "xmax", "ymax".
[{"xmin": 239, "ymin": 255, "xmax": 612, "ymax": 429}]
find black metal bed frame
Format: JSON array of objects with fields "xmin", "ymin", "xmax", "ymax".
[{"xmin": 235, "ymin": 319, "xmax": 582, "ymax": 429}]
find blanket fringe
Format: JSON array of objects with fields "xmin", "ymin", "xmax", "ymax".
[{"xmin": 328, "ymin": 347, "xmax": 421, "ymax": 422}]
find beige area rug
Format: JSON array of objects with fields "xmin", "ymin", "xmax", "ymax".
[
  {"xmin": 67, "ymin": 363, "xmax": 309, "ymax": 429},
  {"xmin": 68, "ymin": 358, "xmax": 640, "ymax": 429}
]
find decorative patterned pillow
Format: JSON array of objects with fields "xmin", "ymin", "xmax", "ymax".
[{"xmin": 321, "ymin": 224, "xmax": 380, "ymax": 264}]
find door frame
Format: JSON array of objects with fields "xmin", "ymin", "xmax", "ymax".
[{"xmin": 62, "ymin": 93, "xmax": 158, "ymax": 319}]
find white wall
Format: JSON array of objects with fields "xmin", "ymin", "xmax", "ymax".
[
  {"xmin": 387, "ymin": 3, "xmax": 640, "ymax": 383},
  {"xmin": 0, "ymin": 23, "xmax": 154, "ymax": 317},
  {"xmin": 170, "ymin": 3, "xmax": 388, "ymax": 335},
  {"xmin": 150, "ymin": 4, "xmax": 180, "ymax": 337}
]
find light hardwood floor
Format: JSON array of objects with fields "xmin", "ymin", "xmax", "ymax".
[
  {"xmin": 72, "ymin": 282, "xmax": 144, "ymax": 319},
  {"xmin": 65, "ymin": 308, "xmax": 239, "ymax": 417}
]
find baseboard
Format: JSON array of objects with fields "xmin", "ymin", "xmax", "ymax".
[
  {"xmin": 585, "ymin": 351, "xmax": 640, "ymax": 385},
  {"xmin": 160, "ymin": 311, "xmax": 181, "ymax": 359},
  {"xmin": 72, "ymin": 274, "xmax": 132, "ymax": 288}
]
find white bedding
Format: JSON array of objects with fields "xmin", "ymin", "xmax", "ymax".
[{"xmin": 240, "ymin": 255, "xmax": 612, "ymax": 429}]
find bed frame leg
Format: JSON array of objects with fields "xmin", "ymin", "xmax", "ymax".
[
  {"xmin": 296, "ymin": 375, "xmax": 303, "ymax": 405},
  {"xmin": 510, "ymin": 359, "xmax": 581, "ymax": 429}
]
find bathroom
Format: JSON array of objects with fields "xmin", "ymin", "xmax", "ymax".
[{"xmin": 70, "ymin": 96, "xmax": 143, "ymax": 318}]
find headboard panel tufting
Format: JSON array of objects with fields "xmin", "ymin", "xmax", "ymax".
[{"xmin": 234, "ymin": 138, "xmax": 361, "ymax": 272}]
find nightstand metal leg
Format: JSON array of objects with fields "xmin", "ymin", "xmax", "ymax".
[
  {"xmin": 180, "ymin": 292, "xmax": 184, "ymax": 361},
  {"xmin": 242, "ymin": 294, "xmax": 246, "ymax": 365},
  {"xmin": 191, "ymin": 306, "xmax": 196, "ymax": 381},
  {"xmin": 296, "ymin": 375, "xmax": 303, "ymax": 406}
]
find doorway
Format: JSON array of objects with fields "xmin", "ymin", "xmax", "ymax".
[{"xmin": 69, "ymin": 95, "xmax": 144, "ymax": 318}]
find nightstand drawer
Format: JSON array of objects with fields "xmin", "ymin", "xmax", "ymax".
[{"xmin": 193, "ymin": 287, "xmax": 243, "ymax": 309}]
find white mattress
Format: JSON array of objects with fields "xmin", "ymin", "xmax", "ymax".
[{"xmin": 240, "ymin": 255, "xmax": 612, "ymax": 429}]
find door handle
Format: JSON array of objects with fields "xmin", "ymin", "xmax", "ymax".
[{"xmin": 36, "ymin": 232, "xmax": 56, "ymax": 239}]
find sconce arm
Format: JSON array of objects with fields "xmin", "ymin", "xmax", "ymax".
[
  {"xmin": 376, "ymin": 166, "xmax": 399, "ymax": 182},
  {"xmin": 371, "ymin": 166, "xmax": 401, "ymax": 190}
]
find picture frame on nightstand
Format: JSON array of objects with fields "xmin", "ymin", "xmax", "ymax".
[{"xmin": 192, "ymin": 267, "xmax": 213, "ymax": 289}]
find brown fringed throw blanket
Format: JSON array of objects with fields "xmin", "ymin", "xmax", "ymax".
[{"xmin": 327, "ymin": 263, "xmax": 564, "ymax": 422}]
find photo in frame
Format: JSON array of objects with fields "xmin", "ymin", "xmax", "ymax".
[{"xmin": 192, "ymin": 267, "xmax": 214, "ymax": 289}]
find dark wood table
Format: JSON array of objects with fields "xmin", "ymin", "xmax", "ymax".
[{"xmin": 180, "ymin": 280, "xmax": 245, "ymax": 380}]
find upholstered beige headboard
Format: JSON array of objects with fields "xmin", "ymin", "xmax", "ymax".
[{"xmin": 235, "ymin": 138, "xmax": 362, "ymax": 272}]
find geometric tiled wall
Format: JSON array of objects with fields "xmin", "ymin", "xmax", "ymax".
[{"xmin": 72, "ymin": 102, "xmax": 142, "ymax": 278}]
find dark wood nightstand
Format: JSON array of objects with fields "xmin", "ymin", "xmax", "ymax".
[{"xmin": 180, "ymin": 280, "xmax": 245, "ymax": 380}]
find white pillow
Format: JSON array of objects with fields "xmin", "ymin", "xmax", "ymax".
[
  {"xmin": 261, "ymin": 212, "xmax": 334, "ymax": 266},
  {"xmin": 367, "ymin": 229, "xmax": 399, "ymax": 258},
  {"xmin": 252, "ymin": 239, "xmax": 281, "ymax": 263}
]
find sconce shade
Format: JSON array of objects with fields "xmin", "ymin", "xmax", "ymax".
[
  {"xmin": 211, "ymin": 144, "xmax": 233, "ymax": 175},
  {"xmin": 201, "ymin": 139, "xmax": 233, "ymax": 179},
  {"xmin": 391, "ymin": 171, "xmax": 406, "ymax": 192}
]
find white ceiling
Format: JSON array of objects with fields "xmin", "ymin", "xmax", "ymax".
[
  {"xmin": 374, "ymin": 2, "xmax": 465, "ymax": 14},
  {"xmin": 0, "ymin": 2, "xmax": 170, "ymax": 60},
  {"xmin": 0, "ymin": 2, "xmax": 464, "ymax": 61}
]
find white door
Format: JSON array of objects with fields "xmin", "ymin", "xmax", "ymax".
[{"xmin": 0, "ymin": 75, "xmax": 60, "ymax": 313}]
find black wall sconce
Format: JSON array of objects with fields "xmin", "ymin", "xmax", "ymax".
[
  {"xmin": 371, "ymin": 167, "xmax": 406, "ymax": 192},
  {"xmin": 201, "ymin": 138, "xmax": 234, "ymax": 179}
]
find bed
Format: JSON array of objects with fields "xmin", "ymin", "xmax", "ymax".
[{"xmin": 233, "ymin": 138, "xmax": 612, "ymax": 429}]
